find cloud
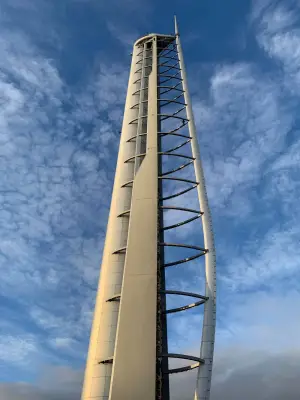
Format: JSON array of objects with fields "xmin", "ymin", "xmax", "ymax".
[
  {"xmin": 271, "ymin": 137, "xmax": 300, "ymax": 171},
  {"xmin": 174, "ymin": 6, "xmax": 300, "ymax": 393},
  {"xmin": 107, "ymin": 22, "xmax": 140, "ymax": 48},
  {"xmin": 0, "ymin": 366, "xmax": 82, "ymax": 400},
  {"xmin": 0, "ymin": 335, "xmax": 37, "ymax": 365},
  {"xmin": 170, "ymin": 350, "xmax": 300, "ymax": 400},
  {"xmin": 191, "ymin": 61, "xmax": 292, "ymax": 225},
  {"xmin": 0, "ymin": 0, "xmax": 62, "ymax": 48},
  {"xmin": 262, "ymin": 137, "xmax": 300, "ymax": 217},
  {"xmin": 210, "ymin": 352, "xmax": 300, "ymax": 400},
  {"xmin": 220, "ymin": 222, "xmax": 300, "ymax": 290},
  {"xmin": 3, "ymin": 350, "xmax": 300, "ymax": 400},
  {"xmin": 169, "ymin": 289, "xmax": 300, "ymax": 399},
  {"xmin": 0, "ymin": 0, "xmax": 129, "ymax": 374},
  {"xmin": 253, "ymin": 0, "xmax": 300, "ymax": 92},
  {"xmin": 1, "ymin": 0, "xmax": 300, "ymax": 399},
  {"xmin": 216, "ymin": 290, "xmax": 300, "ymax": 352}
]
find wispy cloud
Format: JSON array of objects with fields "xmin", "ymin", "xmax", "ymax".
[
  {"xmin": 253, "ymin": 0, "xmax": 300, "ymax": 92},
  {"xmin": 169, "ymin": 288, "xmax": 300, "ymax": 399},
  {"xmin": 0, "ymin": 335, "xmax": 37, "ymax": 365},
  {"xmin": 221, "ymin": 223, "xmax": 300, "ymax": 290},
  {"xmin": 193, "ymin": 62, "xmax": 292, "ymax": 215},
  {"xmin": 0, "ymin": 365, "xmax": 82, "ymax": 400},
  {"xmin": 0, "ymin": 2, "xmax": 129, "ymax": 375},
  {"xmin": 107, "ymin": 22, "xmax": 140, "ymax": 48},
  {"xmin": 2, "ymin": 0, "xmax": 300, "ymax": 398}
]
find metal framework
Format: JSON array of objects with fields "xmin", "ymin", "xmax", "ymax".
[{"xmin": 81, "ymin": 18, "xmax": 216, "ymax": 400}]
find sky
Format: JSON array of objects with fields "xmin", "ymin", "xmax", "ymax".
[{"xmin": 0, "ymin": 0, "xmax": 300, "ymax": 399}]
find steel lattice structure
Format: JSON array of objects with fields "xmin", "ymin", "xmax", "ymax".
[{"xmin": 81, "ymin": 18, "xmax": 216, "ymax": 400}]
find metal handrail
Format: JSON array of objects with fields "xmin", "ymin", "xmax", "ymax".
[
  {"xmin": 158, "ymin": 176, "xmax": 198, "ymax": 185},
  {"xmin": 160, "ymin": 160, "xmax": 193, "ymax": 176},
  {"xmin": 164, "ymin": 138, "xmax": 191, "ymax": 153},
  {"xmin": 161, "ymin": 184, "xmax": 198, "ymax": 201}
]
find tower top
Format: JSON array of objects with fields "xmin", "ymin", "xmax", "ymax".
[
  {"xmin": 174, "ymin": 15, "xmax": 179, "ymax": 35},
  {"xmin": 134, "ymin": 33, "xmax": 174, "ymax": 46}
]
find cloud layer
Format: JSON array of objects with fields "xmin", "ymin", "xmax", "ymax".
[{"xmin": 1, "ymin": 0, "xmax": 300, "ymax": 399}]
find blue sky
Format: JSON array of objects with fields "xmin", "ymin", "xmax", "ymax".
[{"xmin": 1, "ymin": 0, "xmax": 300, "ymax": 399}]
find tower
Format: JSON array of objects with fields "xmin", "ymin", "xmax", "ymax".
[{"xmin": 81, "ymin": 18, "xmax": 216, "ymax": 400}]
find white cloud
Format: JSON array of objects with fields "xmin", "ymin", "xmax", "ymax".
[
  {"xmin": 0, "ymin": 365, "xmax": 82, "ymax": 400},
  {"xmin": 1, "ymin": 2, "xmax": 300, "ymax": 399},
  {"xmin": 271, "ymin": 137, "xmax": 300, "ymax": 171},
  {"xmin": 107, "ymin": 22, "xmax": 139, "ymax": 48},
  {"xmin": 169, "ymin": 289, "xmax": 300, "ymax": 399},
  {"xmin": 0, "ymin": 3, "xmax": 129, "ymax": 373},
  {"xmin": 217, "ymin": 290, "xmax": 300, "ymax": 352},
  {"xmin": 49, "ymin": 337, "xmax": 75, "ymax": 350},
  {"xmin": 221, "ymin": 222, "xmax": 300, "ymax": 290},
  {"xmin": 193, "ymin": 61, "xmax": 292, "ymax": 217},
  {"xmin": 253, "ymin": 0, "xmax": 300, "ymax": 92},
  {"xmin": 0, "ymin": 335, "xmax": 37, "ymax": 364}
]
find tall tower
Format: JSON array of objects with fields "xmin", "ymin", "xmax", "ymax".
[{"xmin": 81, "ymin": 18, "xmax": 216, "ymax": 400}]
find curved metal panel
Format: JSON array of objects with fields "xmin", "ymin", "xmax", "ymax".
[
  {"xmin": 160, "ymin": 242, "xmax": 206, "ymax": 251},
  {"xmin": 159, "ymin": 64, "xmax": 181, "ymax": 74},
  {"xmin": 126, "ymin": 133, "xmax": 147, "ymax": 142},
  {"xmin": 136, "ymin": 56, "xmax": 152, "ymax": 64},
  {"xmin": 99, "ymin": 357, "xmax": 114, "ymax": 364},
  {"xmin": 159, "ymin": 353, "xmax": 204, "ymax": 375},
  {"xmin": 160, "ymin": 243, "xmax": 207, "ymax": 268},
  {"xmin": 161, "ymin": 290, "xmax": 208, "ymax": 300},
  {"xmin": 159, "ymin": 63, "xmax": 181, "ymax": 70},
  {"xmin": 160, "ymin": 92, "xmax": 185, "ymax": 103},
  {"xmin": 161, "ymin": 184, "xmax": 198, "ymax": 201},
  {"xmin": 106, "ymin": 294, "xmax": 121, "ymax": 302},
  {"xmin": 162, "ymin": 215, "xmax": 202, "ymax": 231},
  {"xmin": 160, "ymin": 206, "xmax": 201, "ymax": 214},
  {"xmin": 163, "ymin": 252, "xmax": 207, "ymax": 268},
  {"xmin": 159, "ymin": 84, "xmax": 183, "ymax": 95},
  {"xmin": 129, "ymin": 115, "xmax": 147, "ymax": 124},
  {"xmin": 158, "ymin": 99, "xmax": 186, "ymax": 107},
  {"xmin": 159, "ymin": 132, "xmax": 191, "ymax": 139},
  {"xmin": 165, "ymin": 299, "xmax": 206, "ymax": 314},
  {"xmin": 133, "ymin": 77, "xmax": 142, "ymax": 84},
  {"xmin": 121, "ymin": 180, "xmax": 134, "ymax": 188},
  {"xmin": 161, "ymin": 206, "xmax": 203, "ymax": 231},
  {"xmin": 160, "ymin": 118, "xmax": 188, "ymax": 132},
  {"xmin": 117, "ymin": 210, "xmax": 130, "ymax": 217},
  {"xmin": 132, "ymin": 87, "xmax": 149, "ymax": 95},
  {"xmin": 159, "ymin": 60, "xmax": 179, "ymax": 68},
  {"xmin": 171, "ymin": 105, "xmax": 187, "ymax": 117},
  {"xmin": 130, "ymin": 99, "xmax": 149, "ymax": 109},
  {"xmin": 124, "ymin": 153, "xmax": 147, "ymax": 163},
  {"xmin": 158, "ymin": 113, "xmax": 188, "ymax": 122},
  {"xmin": 159, "ymin": 176, "xmax": 198, "ymax": 185},
  {"xmin": 160, "ymin": 353, "xmax": 204, "ymax": 363},
  {"xmin": 157, "ymin": 45, "xmax": 177, "ymax": 57},
  {"xmin": 158, "ymin": 55, "xmax": 178, "ymax": 62},
  {"xmin": 161, "ymin": 160, "xmax": 193, "ymax": 176},
  {"xmin": 168, "ymin": 363, "xmax": 200, "ymax": 374},
  {"xmin": 158, "ymin": 152, "xmax": 195, "ymax": 161},
  {"xmin": 160, "ymin": 74, "xmax": 182, "ymax": 84},
  {"xmin": 112, "ymin": 247, "xmax": 127, "ymax": 254},
  {"xmin": 164, "ymin": 139, "xmax": 191, "ymax": 153}
]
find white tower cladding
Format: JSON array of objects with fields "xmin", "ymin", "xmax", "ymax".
[{"xmin": 81, "ymin": 18, "xmax": 216, "ymax": 400}]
